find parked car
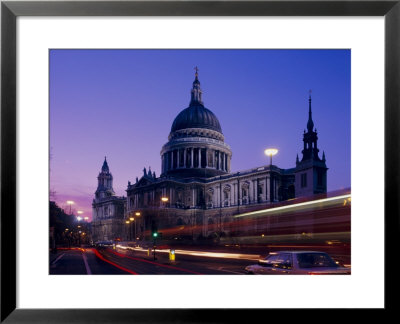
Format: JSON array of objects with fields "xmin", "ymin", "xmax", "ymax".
[{"xmin": 245, "ymin": 251, "xmax": 350, "ymax": 275}]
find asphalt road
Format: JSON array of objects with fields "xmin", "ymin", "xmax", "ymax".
[
  {"xmin": 49, "ymin": 244, "xmax": 350, "ymax": 275},
  {"xmin": 49, "ymin": 248, "xmax": 129, "ymax": 275},
  {"xmin": 49, "ymin": 247, "xmax": 254, "ymax": 275},
  {"xmin": 98, "ymin": 247, "xmax": 252, "ymax": 275}
]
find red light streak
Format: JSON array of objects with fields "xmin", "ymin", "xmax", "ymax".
[
  {"xmin": 106, "ymin": 249, "xmax": 202, "ymax": 275},
  {"xmin": 93, "ymin": 249, "xmax": 138, "ymax": 275}
]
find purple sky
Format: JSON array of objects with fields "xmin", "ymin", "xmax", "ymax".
[{"xmin": 50, "ymin": 49, "xmax": 351, "ymax": 220}]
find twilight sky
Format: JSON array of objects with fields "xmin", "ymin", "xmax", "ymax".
[{"xmin": 50, "ymin": 49, "xmax": 351, "ymax": 220}]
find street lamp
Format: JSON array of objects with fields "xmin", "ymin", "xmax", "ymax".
[
  {"xmin": 265, "ymin": 148, "xmax": 278, "ymax": 204},
  {"xmin": 125, "ymin": 220, "xmax": 131, "ymax": 241},
  {"xmin": 66, "ymin": 200, "xmax": 74, "ymax": 215},
  {"xmin": 161, "ymin": 196, "xmax": 169, "ymax": 233},
  {"xmin": 135, "ymin": 212, "xmax": 141, "ymax": 240},
  {"xmin": 129, "ymin": 216, "xmax": 135, "ymax": 242},
  {"xmin": 264, "ymin": 148, "xmax": 278, "ymax": 166}
]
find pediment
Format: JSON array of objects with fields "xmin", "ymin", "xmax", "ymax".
[{"xmin": 136, "ymin": 176, "xmax": 155, "ymax": 187}]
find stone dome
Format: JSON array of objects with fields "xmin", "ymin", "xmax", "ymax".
[
  {"xmin": 160, "ymin": 69, "xmax": 232, "ymax": 179},
  {"xmin": 171, "ymin": 104, "xmax": 222, "ymax": 134}
]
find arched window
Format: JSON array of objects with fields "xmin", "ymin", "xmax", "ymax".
[
  {"xmin": 206, "ymin": 189, "xmax": 214, "ymax": 208},
  {"xmin": 241, "ymin": 182, "xmax": 250, "ymax": 204},
  {"xmin": 223, "ymin": 185, "xmax": 231, "ymax": 207}
]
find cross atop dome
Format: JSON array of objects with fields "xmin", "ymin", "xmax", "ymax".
[{"xmin": 190, "ymin": 66, "xmax": 203, "ymax": 105}]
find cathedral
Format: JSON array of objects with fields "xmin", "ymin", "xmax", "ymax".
[{"xmin": 91, "ymin": 70, "xmax": 327, "ymax": 242}]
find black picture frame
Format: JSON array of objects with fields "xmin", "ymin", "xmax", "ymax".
[{"xmin": 1, "ymin": 0, "xmax": 398, "ymax": 322}]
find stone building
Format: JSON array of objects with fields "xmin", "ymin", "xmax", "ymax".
[
  {"xmin": 91, "ymin": 158, "xmax": 125, "ymax": 242},
  {"xmin": 121, "ymin": 70, "xmax": 328, "ymax": 241}
]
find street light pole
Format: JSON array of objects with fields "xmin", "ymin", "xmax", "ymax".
[
  {"xmin": 66, "ymin": 200, "xmax": 74, "ymax": 215},
  {"xmin": 129, "ymin": 215, "xmax": 135, "ymax": 242},
  {"xmin": 264, "ymin": 148, "xmax": 278, "ymax": 203},
  {"xmin": 125, "ymin": 220, "xmax": 130, "ymax": 240},
  {"xmin": 264, "ymin": 148, "xmax": 278, "ymax": 167},
  {"xmin": 135, "ymin": 212, "xmax": 141, "ymax": 241}
]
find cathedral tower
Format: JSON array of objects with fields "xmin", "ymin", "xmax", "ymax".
[
  {"xmin": 95, "ymin": 157, "xmax": 115, "ymax": 199},
  {"xmin": 294, "ymin": 93, "xmax": 328, "ymax": 197}
]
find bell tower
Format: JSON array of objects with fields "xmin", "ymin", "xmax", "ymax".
[
  {"xmin": 95, "ymin": 156, "xmax": 115, "ymax": 199},
  {"xmin": 294, "ymin": 93, "xmax": 328, "ymax": 197}
]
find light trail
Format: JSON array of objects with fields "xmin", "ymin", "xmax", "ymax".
[
  {"xmin": 93, "ymin": 249, "xmax": 138, "ymax": 275},
  {"xmin": 107, "ymin": 249, "xmax": 203, "ymax": 274},
  {"xmin": 116, "ymin": 245, "xmax": 260, "ymax": 261},
  {"xmin": 234, "ymin": 194, "xmax": 351, "ymax": 218}
]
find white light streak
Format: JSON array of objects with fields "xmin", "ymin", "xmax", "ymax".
[{"xmin": 234, "ymin": 194, "xmax": 351, "ymax": 218}]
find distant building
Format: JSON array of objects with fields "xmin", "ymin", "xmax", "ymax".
[
  {"xmin": 92, "ymin": 70, "xmax": 327, "ymax": 242},
  {"xmin": 91, "ymin": 158, "xmax": 125, "ymax": 242}
]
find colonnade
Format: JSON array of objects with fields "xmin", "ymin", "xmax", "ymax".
[{"xmin": 161, "ymin": 147, "xmax": 230, "ymax": 174}]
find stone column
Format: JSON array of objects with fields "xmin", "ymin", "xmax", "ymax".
[
  {"xmin": 171, "ymin": 150, "xmax": 174, "ymax": 169},
  {"xmin": 198, "ymin": 148, "xmax": 201, "ymax": 168},
  {"xmin": 184, "ymin": 148, "xmax": 187, "ymax": 168},
  {"xmin": 253, "ymin": 179, "xmax": 257, "ymax": 203},
  {"xmin": 191, "ymin": 148, "xmax": 194, "ymax": 168},
  {"xmin": 224, "ymin": 153, "xmax": 227, "ymax": 171},
  {"xmin": 238, "ymin": 180, "xmax": 241, "ymax": 205},
  {"xmin": 212, "ymin": 149, "xmax": 216, "ymax": 169},
  {"xmin": 233, "ymin": 183, "xmax": 236, "ymax": 205},
  {"xmin": 205, "ymin": 148, "xmax": 208, "ymax": 168},
  {"xmin": 249, "ymin": 181, "xmax": 253, "ymax": 203}
]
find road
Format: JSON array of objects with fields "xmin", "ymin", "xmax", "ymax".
[
  {"xmin": 49, "ymin": 246, "xmax": 256, "ymax": 275},
  {"xmin": 49, "ymin": 244, "xmax": 350, "ymax": 275},
  {"xmin": 50, "ymin": 248, "xmax": 128, "ymax": 275}
]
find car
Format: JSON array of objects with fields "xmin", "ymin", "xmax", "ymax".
[
  {"xmin": 244, "ymin": 251, "xmax": 351, "ymax": 275},
  {"xmin": 95, "ymin": 240, "xmax": 113, "ymax": 248}
]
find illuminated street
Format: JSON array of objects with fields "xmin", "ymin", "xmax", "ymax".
[{"xmin": 49, "ymin": 241, "xmax": 350, "ymax": 275}]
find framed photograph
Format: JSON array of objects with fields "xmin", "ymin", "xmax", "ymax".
[{"xmin": 1, "ymin": 0, "xmax": 398, "ymax": 322}]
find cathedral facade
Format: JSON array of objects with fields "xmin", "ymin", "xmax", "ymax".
[{"xmin": 92, "ymin": 70, "xmax": 327, "ymax": 242}]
